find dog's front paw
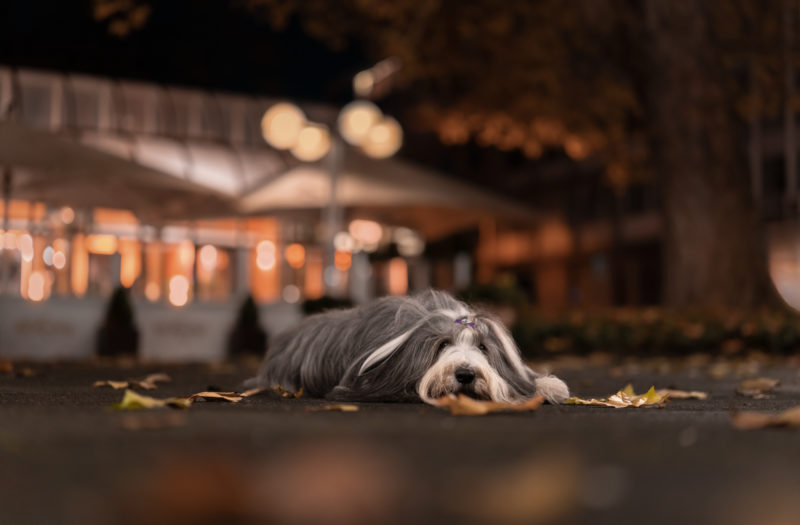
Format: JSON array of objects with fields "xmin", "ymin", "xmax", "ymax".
[{"xmin": 535, "ymin": 375, "xmax": 570, "ymax": 404}]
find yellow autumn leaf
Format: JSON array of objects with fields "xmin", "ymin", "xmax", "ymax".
[
  {"xmin": 431, "ymin": 394, "xmax": 545, "ymax": 416},
  {"xmin": 305, "ymin": 404, "xmax": 360, "ymax": 412},
  {"xmin": 566, "ymin": 385, "xmax": 668, "ymax": 408},
  {"xmin": 112, "ymin": 389, "xmax": 192, "ymax": 410}
]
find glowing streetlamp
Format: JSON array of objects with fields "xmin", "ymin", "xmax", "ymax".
[
  {"xmin": 261, "ymin": 102, "xmax": 306, "ymax": 150},
  {"xmin": 290, "ymin": 123, "xmax": 332, "ymax": 162},
  {"xmin": 338, "ymin": 100, "xmax": 382, "ymax": 146},
  {"xmin": 261, "ymin": 84, "xmax": 404, "ymax": 297},
  {"xmin": 360, "ymin": 116, "xmax": 403, "ymax": 159}
]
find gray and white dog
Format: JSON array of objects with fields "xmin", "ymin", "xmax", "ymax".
[{"xmin": 248, "ymin": 290, "xmax": 569, "ymax": 404}]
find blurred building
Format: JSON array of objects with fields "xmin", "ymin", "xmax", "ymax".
[{"xmin": 0, "ymin": 66, "xmax": 538, "ymax": 360}]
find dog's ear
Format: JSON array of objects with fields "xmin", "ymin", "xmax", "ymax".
[
  {"xmin": 358, "ymin": 322, "xmax": 423, "ymax": 375},
  {"xmin": 484, "ymin": 318, "xmax": 530, "ymax": 377}
]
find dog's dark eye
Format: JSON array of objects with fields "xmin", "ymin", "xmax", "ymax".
[
  {"xmin": 478, "ymin": 343, "xmax": 488, "ymax": 352},
  {"xmin": 437, "ymin": 340, "xmax": 450, "ymax": 353}
]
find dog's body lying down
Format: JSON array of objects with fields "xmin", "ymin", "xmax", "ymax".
[{"xmin": 249, "ymin": 290, "xmax": 569, "ymax": 404}]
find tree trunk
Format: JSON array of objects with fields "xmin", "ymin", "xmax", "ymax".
[{"xmin": 642, "ymin": 0, "xmax": 779, "ymax": 310}]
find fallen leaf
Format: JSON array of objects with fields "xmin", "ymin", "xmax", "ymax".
[
  {"xmin": 655, "ymin": 388, "xmax": 708, "ymax": 400},
  {"xmin": 731, "ymin": 406, "xmax": 800, "ymax": 430},
  {"xmin": 736, "ymin": 378, "xmax": 780, "ymax": 398},
  {"xmin": 185, "ymin": 391, "xmax": 244, "ymax": 403},
  {"xmin": 305, "ymin": 404, "xmax": 360, "ymax": 412},
  {"xmin": 431, "ymin": 394, "xmax": 545, "ymax": 416},
  {"xmin": 94, "ymin": 380, "xmax": 131, "ymax": 390},
  {"xmin": 138, "ymin": 373, "xmax": 172, "ymax": 389},
  {"xmin": 112, "ymin": 389, "xmax": 193, "ymax": 410},
  {"xmin": 241, "ymin": 387, "xmax": 267, "ymax": 397},
  {"xmin": 94, "ymin": 372, "xmax": 172, "ymax": 390},
  {"xmin": 566, "ymin": 385, "xmax": 668, "ymax": 408},
  {"xmin": 273, "ymin": 385, "xmax": 303, "ymax": 398}
]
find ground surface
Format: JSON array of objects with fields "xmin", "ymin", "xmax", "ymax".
[{"xmin": 2, "ymin": 355, "xmax": 800, "ymax": 525}]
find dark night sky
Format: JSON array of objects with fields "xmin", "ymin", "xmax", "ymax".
[
  {"xmin": 0, "ymin": 0, "xmax": 367, "ymax": 103},
  {"xmin": 0, "ymin": 0, "xmax": 610, "ymax": 216}
]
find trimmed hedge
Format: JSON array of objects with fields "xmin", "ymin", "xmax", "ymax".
[{"xmin": 512, "ymin": 309, "xmax": 800, "ymax": 357}]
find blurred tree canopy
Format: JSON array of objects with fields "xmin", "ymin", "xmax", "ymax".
[{"xmin": 95, "ymin": 0, "xmax": 790, "ymax": 310}]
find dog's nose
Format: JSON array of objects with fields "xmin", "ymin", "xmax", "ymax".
[{"xmin": 455, "ymin": 367, "xmax": 476, "ymax": 385}]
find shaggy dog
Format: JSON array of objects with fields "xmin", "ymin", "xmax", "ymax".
[{"xmin": 249, "ymin": 290, "xmax": 569, "ymax": 404}]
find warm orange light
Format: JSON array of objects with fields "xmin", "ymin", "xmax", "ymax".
[
  {"xmin": 349, "ymin": 220, "xmax": 383, "ymax": 246},
  {"xmin": 334, "ymin": 250, "xmax": 352, "ymax": 271},
  {"xmin": 19, "ymin": 233, "xmax": 34, "ymax": 262},
  {"xmin": 118, "ymin": 239, "xmax": 141, "ymax": 288},
  {"xmin": 59, "ymin": 206, "xmax": 75, "ymax": 224},
  {"xmin": 145, "ymin": 282, "xmax": 160, "ymax": 302},
  {"xmin": 261, "ymin": 102, "xmax": 306, "ymax": 150},
  {"xmin": 285, "ymin": 243, "xmax": 306, "ymax": 269},
  {"xmin": 86, "ymin": 234, "xmax": 117, "ymax": 255},
  {"xmin": 305, "ymin": 251, "xmax": 324, "ymax": 300},
  {"xmin": 387, "ymin": 257, "xmax": 408, "ymax": 296},
  {"xmin": 198, "ymin": 245, "xmax": 217, "ymax": 270},
  {"xmin": 177, "ymin": 240, "xmax": 195, "ymax": 269},
  {"xmin": 27, "ymin": 272, "xmax": 46, "ymax": 302},
  {"xmin": 256, "ymin": 240, "xmax": 277, "ymax": 271},
  {"xmin": 168, "ymin": 275, "xmax": 190, "ymax": 307},
  {"xmin": 52, "ymin": 251, "xmax": 67, "ymax": 270},
  {"xmin": 145, "ymin": 243, "xmax": 162, "ymax": 302},
  {"xmin": 71, "ymin": 234, "xmax": 89, "ymax": 297}
]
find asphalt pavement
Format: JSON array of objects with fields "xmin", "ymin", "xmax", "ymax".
[{"xmin": 2, "ymin": 355, "xmax": 800, "ymax": 525}]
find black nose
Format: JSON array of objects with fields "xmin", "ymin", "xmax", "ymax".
[{"xmin": 455, "ymin": 367, "xmax": 476, "ymax": 385}]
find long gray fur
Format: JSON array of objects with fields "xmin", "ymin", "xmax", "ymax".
[{"xmin": 249, "ymin": 289, "xmax": 568, "ymax": 403}]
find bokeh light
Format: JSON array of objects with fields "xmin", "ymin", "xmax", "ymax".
[
  {"xmin": 52, "ymin": 250, "xmax": 66, "ymax": 270},
  {"xmin": 282, "ymin": 284, "xmax": 301, "ymax": 303},
  {"xmin": 27, "ymin": 272, "xmax": 45, "ymax": 302},
  {"xmin": 19, "ymin": 233, "xmax": 34, "ymax": 262},
  {"xmin": 168, "ymin": 275, "xmax": 190, "ymax": 307},
  {"xmin": 59, "ymin": 206, "xmax": 75, "ymax": 224},
  {"xmin": 334, "ymin": 250, "xmax": 352, "ymax": 271},
  {"xmin": 198, "ymin": 244, "xmax": 218, "ymax": 270},
  {"xmin": 285, "ymin": 243, "xmax": 306, "ymax": 269},
  {"xmin": 338, "ymin": 100, "xmax": 382, "ymax": 146},
  {"xmin": 261, "ymin": 102, "xmax": 306, "ymax": 150},
  {"xmin": 290, "ymin": 123, "xmax": 331, "ymax": 162},
  {"xmin": 360, "ymin": 116, "xmax": 403, "ymax": 159},
  {"xmin": 256, "ymin": 240, "xmax": 277, "ymax": 271}
]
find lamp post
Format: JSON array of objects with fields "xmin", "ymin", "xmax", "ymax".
[{"xmin": 261, "ymin": 98, "xmax": 403, "ymax": 297}]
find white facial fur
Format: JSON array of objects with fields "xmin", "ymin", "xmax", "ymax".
[{"xmin": 416, "ymin": 326, "xmax": 515, "ymax": 404}]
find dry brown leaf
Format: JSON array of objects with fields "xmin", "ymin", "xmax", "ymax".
[
  {"xmin": 186, "ymin": 391, "xmax": 245, "ymax": 403},
  {"xmin": 566, "ymin": 385, "xmax": 668, "ymax": 408},
  {"xmin": 305, "ymin": 404, "xmax": 360, "ymax": 412},
  {"xmin": 273, "ymin": 385, "xmax": 303, "ymax": 398},
  {"xmin": 431, "ymin": 394, "xmax": 545, "ymax": 416},
  {"xmin": 241, "ymin": 387, "xmax": 267, "ymax": 397},
  {"xmin": 655, "ymin": 388, "xmax": 708, "ymax": 400},
  {"xmin": 138, "ymin": 373, "xmax": 172, "ymax": 389},
  {"xmin": 736, "ymin": 377, "xmax": 780, "ymax": 398},
  {"xmin": 94, "ymin": 380, "xmax": 131, "ymax": 390},
  {"xmin": 731, "ymin": 406, "xmax": 800, "ymax": 430},
  {"xmin": 94, "ymin": 372, "xmax": 171, "ymax": 391}
]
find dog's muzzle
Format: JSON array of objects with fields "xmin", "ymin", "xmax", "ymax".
[{"xmin": 454, "ymin": 367, "xmax": 476, "ymax": 385}]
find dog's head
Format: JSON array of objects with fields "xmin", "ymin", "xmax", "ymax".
[{"xmin": 348, "ymin": 291, "xmax": 538, "ymax": 403}]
